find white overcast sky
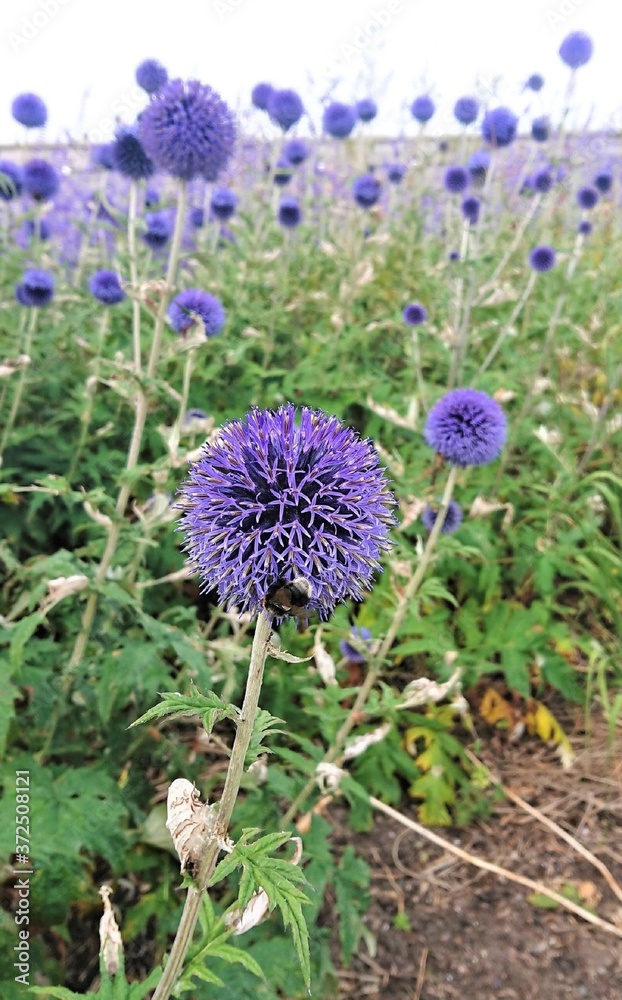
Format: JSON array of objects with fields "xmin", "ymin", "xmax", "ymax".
[{"xmin": 1, "ymin": 0, "xmax": 619, "ymax": 144}]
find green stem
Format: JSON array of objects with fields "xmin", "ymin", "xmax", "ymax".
[
  {"xmin": 474, "ymin": 269, "xmax": 537, "ymax": 382},
  {"xmin": 476, "ymin": 193, "xmax": 542, "ymax": 303},
  {"xmin": 127, "ymin": 181, "xmax": 142, "ymax": 375},
  {"xmin": 0, "ymin": 308, "xmax": 38, "ymax": 467},
  {"xmin": 67, "ymin": 310, "xmax": 110, "ymax": 483}
]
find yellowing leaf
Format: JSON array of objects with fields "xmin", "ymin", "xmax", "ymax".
[
  {"xmin": 479, "ymin": 688, "xmax": 516, "ymax": 729},
  {"xmin": 524, "ymin": 701, "xmax": 574, "ymax": 770}
]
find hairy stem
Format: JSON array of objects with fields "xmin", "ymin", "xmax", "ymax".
[{"xmin": 0, "ymin": 307, "xmax": 38, "ymax": 467}]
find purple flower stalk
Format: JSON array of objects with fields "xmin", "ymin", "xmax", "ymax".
[
  {"xmin": 424, "ymin": 389, "xmax": 507, "ymax": 467},
  {"xmin": 15, "ymin": 269, "xmax": 54, "ymax": 307},
  {"xmin": 168, "ymin": 289, "xmax": 225, "ymax": 337},
  {"xmin": 421, "ymin": 499, "xmax": 463, "ymax": 535},
  {"xmin": 178, "ymin": 404, "xmax": 396, "ymax": 618},
  {"xmin": 88, "ymin": 270, "xmax": 126, "ymax": 305}
]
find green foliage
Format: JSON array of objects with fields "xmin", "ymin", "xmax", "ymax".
[{"xmin": 30, "ymin": 951, "xmax": 162, "ymax": 999}]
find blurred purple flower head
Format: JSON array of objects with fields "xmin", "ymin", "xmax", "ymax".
[
  {"xmin": 444, "ymin": 165, "xmax": 469, "ymax": 194},
  {"xmin": 92, "ymin": 143, "xmax": 115, "ymax": 170},
  {"xmin": 421, "ymin": 499, "xmax": 463, "ymax": 535},
  {"xmin": 529, "ymin": 245, "xmax": 556, "ymax": 272},
  {"xmin": 189, "ymin": 206, "xmax": 204, "ymax": 228},
  {"xmin": 386, "ymin": 163, "xmax": 406, "ymax": 184},
  {"xmin": 453, "ymin": 96, "xmax": 479, "ymax": 126},
  {"xmin": 424, "ymin": 388, "xmax": 507, "ymax": 467},
  {"xmin": 482, "ymin": 107, "xmax": 518, "ymax": 148},
  {"xmin": 559, "ymin": 31, "xmax": 593, "ymax": 69},
  {"xmin": 210, "ymin": 186, "xmax": 237, "ymax": 221},
  {"xmin": 278, "ymin": 196, "xmax": 302, "ymax": 228},
  {"xmin": 323, "ymin": 101, "xmax": 357, "ymax": 139},
  {"xmin": 267, "ymin": 88, "xmax": 304, "ymax": 132},
  {"xmin": 411, "ymin": 95, "xmax": 435, "ymax": 123},
  {"xmin": 136, "ymin": 59, "xmax": 168, "ymax": 94},
  {"xmin": 21, "ymin": 217, "xmax": 51, "ymax": 242},
  {"xmin": 139, "ymin": 79, "xmax": 236, "ymax": 182},
  {"xmin": 578, "ymin": 220, "xmax": 592, "ymax": 236},
  {"xmin": 23, "ymin": 158, "xmax": 59, "ymax": 202},
  {"xmin": 143, "ymin": 211, "xmax": 171, "ymax": 249},
  {"xmin": 533, "ymin": 169, "xmax": 553, "ymax": 193},
  {"xmin": 178, "ymin": 404, "xmax": 396, "ymax": 618},
  {"xmin": 340, "ymin": 626, "xmax": 373, "ymax": 662},
  {"xmin": 356, "ymin": 98, "xmax": 378, "ymax": 123},
  {"xmin": 461, "ymin": 195, "xmax": 480, "ymax": 225},
  {"xmin": 594, "ymin": 170, "xmax": 612, "ymax": 194},
  {"xmin": 273, "ymin": 156, "xmax": 293, "ymax": 187},
  {"xmin": 144, "ymin": 187, "xmax": 160, "ymax": 208},
  {"xmin": 402, "ymin": 302, "xmax": 427, "ymax": 326},
  {"xmin": 531, "ymin": 116, "xmax": 550, "ymax": 143},
  {"xmin": 168, "ymin": 288, "xmax": 225, "ymax": 337},
  {"xmin": 525, "ymin": 73, "xmax": 544, "ymax": 92},
  {"xmin": 0, "ymin": 160, "xmax": 24, "ymax": 200},
  {"xmin": 88, "ymin": 269, "xmax": 126, "ymax": 305},
  {"xmin": 467, "ymin": 149, "xmax": 491, "ymax": 184},
  {"xmin": 15, "ymin": 268, "xmax": 54, "ymax": 307},
  {"xmin": 577, "ymin": 186, "xmax": 598, "ymax": 210},
  {"xmin": 12, "ymin": 93, "xmax": 47, "ymax": 128},
  {"xmin": 283, "ymin": 138, "xmax": 308, "ymax": 165},
  {"xmin": 251, "ymin": 81, "xmax": 273, "ymax": 111},
  {"xmin": 112, "ymin": 127, "xmax": 155, "ymax": 180},
  {"xmin": 353, "ymin": 173, "xmax": 381, "ymax": 208}
]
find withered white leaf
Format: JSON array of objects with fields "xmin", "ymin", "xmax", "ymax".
[
  {"xmin": 99, "ymin": 885, "xmax": 123, "ymax": 977},
  {"xmin": 313, "ymin": 628, "xmax": 337, "ymax": 686},
  {"xmin": 342, "ymin": 722, "xmax": 392, "ymax": 760},
  {"xmin": 166, "ymin": 778, "xmax": 211, "ymax": 873}
]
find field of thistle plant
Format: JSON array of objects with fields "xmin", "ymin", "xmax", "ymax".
[{"xmin": 1, "ymin": 38, "xmax": 621, "ymax": 1000}]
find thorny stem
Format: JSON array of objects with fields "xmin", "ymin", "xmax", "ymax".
[
  {"xmin": 67, "ymin": 310, "xmax": 110, "ymax": 483},
  {"xmin": 152, "ymin": 611, "xmax": 273, "ymax": 1000},
  {"xmin": 127, "ymin": 180, "xmax": 142, "ymax": 376},
  {"xmin": 0, "ymin": 307, "xmax": 38, "ymax": 467},
  {"xmin": 474, "ymin": 269, "xmax": 537, "ymax": 382},
  {"xmin": 476, "ymin": 193, "xmax": 542, "ymax": 303},
  {"xmin": 282, "ymin": 465, "xmax": 460, "ymax": 826}
]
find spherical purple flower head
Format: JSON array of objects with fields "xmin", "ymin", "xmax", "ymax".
[
  {"xmin": 444, "ymin": 165, "xmax": 469, "ymax": 194},
  {"xmin": 529, "ymin": 245, "xmax": 556, "ymax": 273},
  {"xmin": 454, "ymin": 96, "xmax": 479, "ymax": 126},
  {"xmin": 267, "ymin": 88, "xmax": 304, "ymax": 132},
  {"xmin": 467, "ymin": 149, "xmax": 491, "ymax": 184},
  {"xmin": 353, "ymin": 173, "xmax": 381, "ymax": 208},
  {"xmin": 112, "ymin": 127, "xmax": 155, "ymax": 180},
  {"xmin": 251, "ymin": 82, "xmax": 273, "ymax": 111},
  {"xmin": 323, "ymin": 102, "xmax": 357, "ymax": 139},
  {"xmin": 210, "ymin": 186, "xmax": 237, "ymax": 221},
  {"xmin": 594, "ymin": 170, "xmax": 612, "ymax": 194},
  {"xmin": 411, "ymin": 95, "xmax": 435, "ymax": 123},
  {"xmin": 531, "ymin": 116, "xmax": 550, "ymax": 143},
  {"xmin": 449, "ymin": 250, "xmax": 460, "ymax": 262},
  {"xmin": 424, "ymin": 389, "xmax": 507, "ymax": 467},
  {"xmin": 578, "ymin": 220, "xmax": 592, "ymax": 236},
  {"xmin": 178, "ymin": 404, "xmax": 397, "ymax": 619},
  {"xmin": 0, "ymin": 160, "xmax": 23, "ymax": 200},
  {"xmin": 12, "ymin": 93, "xmax": 47, "ymax": 128},
  {"xmin": 138, "ymin": 79, "xmax": 236, "ymax": 182},
  {"xmin": 278, "ymin": 196, "xmax": 302, "ymax": 228},
  {"xmin": 386, "ymin": 162, "xmax": 406, "ymax": 184},
  {"xmin": 340, "ymin": 626, "xmax": 373, "ymax": 663},
  {"xmin": 283, "ymin": 138, "xmax": 308, "ymax": 165},
  {"xmin": 525, "ymin": 73, "xmax": 544, "ymax": 92},
  {"xmin": 168, "ymin": 288, "xmax": 225, "ymax": 337},
  {"xmin": 402, "ymin": 302, "xmax": 427, "ymax": 326},
  {"xmin": 273, "ymin": 156, "xmax": 293, "ymax": 187},
  {"xmin": 482, "ymin": 107, "xmax": 518, "ymax": 148},
  {"xmin": 189, "ymin": 206, "xmax": 204, "ymax": 228},
  {"xmin": 145, "ymin": 186, "xmax": 160, "ymax": 207},
  {"xmin": 559, "ymin": 31, "xmax": 593, "ymax": 69},
  {"xmin": 577, "ymin": 186, "xmax": 598, "ymax": 210},
  {"xmin": 143, "ymin": 211, "xmax": 171, "ymax": 249},
  {"xmin": 356, "ymin": 98, "xmax": 378, "ymax": 123},
  {"xmin": 92, "ymin": 142, "xmax": 115, "ymax": 170},
  {"xmin": 136, "ymin": 59, "xmax": 168, "ymax": 95},
  {"xmin": 15, "ymin": 269, "xmax": 54, "ymax": 307},
  {"xmin": 461, "ymin": 196, "xmax": 480, "ymax": 225},
  {"xmin": 421, "ymin": 499, "xmax": 463, "ymax": 535},
  {"xmin": 88, "ymin": 269, "xmax": 125, "ymax": 306},
  {"xmin": 533, "ymin": 169, "xmax": 553, "ymax": 193},
  {"xmin": 23, "ymin": 158, "xmax": 59, "ymax": 202}
]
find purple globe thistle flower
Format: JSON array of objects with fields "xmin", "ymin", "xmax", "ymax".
[
  {"xmin": 267, "ymin": 88, "xmax": 304, "ymax": 132},
  {"xmin": 143, "ymin": 211, "xmax": 171, "ymax": 249},
  {"xmin": 0, "ymin": 160, "xmax": 24, "ymax": 200},
  {"xmin": 251, "ymin": 81, "xmax": 273, "ymax": 111},
  {"xmin": 529, "ymin": 245, "xmax": 556, "ymax": 273},
  {"xmin": 12, "ymin": 93, "xmax": 47, "ymax": 128},
  {"xmin": 88, "ymin": 269, "xmax": 125, "ymax": 305},
  {"xmin": 23, "ymin": 158, "xmax": 59, "ymax": 202},
  {"xmin": 21, "ymin": 218, "xmax": 51, "ymax": 241},
  {"xmin": 145, "ymin": 186, "xmax": 160, "ymax": 208},
  {"xmin": 402, "ymin": 302, "xmax": 427, "ymax": 326},
  {"xmin": 525, "ymin": 73, "xmax": 544, "ymax": 92},
  {"xmin": 411, "ymin": 95, "xmax": 435, "ymax": 123},
  {"xmin": 531, "ymin": 117, "xmax": 550, "ymax": 143},
  {"xmin": 340, "ymin": 626, "xmax": 373, "ymax": 663},
  {"xmin": 482, "ymin": 107, "xmax": 518, "ymax": 148},
  {"xmin": 136, "ymin": 59, "xmax": 168, "ymax": 94},
  {"xmin": 112, "ymin": 127, "xmax": 155, "ymax": 180},
  {"xmin": 182, "ymin": 408, "xmax": 209, "ymax": 433},
  {"xmin": 461, "ymin": 196, "xmax": 480, "ymax": 225},
  {"xmin": 15, "ymin": 268, "xmax": 54, "ymax": 307},
  {"xmin": 449, "ymin": 250, "xmax": 460, "ymax": 262},
  {"xmin": 533, "ymin": 169, "xmax": 553, "ymax": 193},
  {"xmin": 467, "ymin": 149, "xmax": 491, "ymax": 185},
  {"xmin": 356, "ymin": 98, "xmax": 378, "ymax": 123},
  {"xmin": 578, "ymin": 220, "xmax": 592, "ymax": 236},
  {"xmin": 559, "ymin": 31, "xmax": 593, "ymax": 69},
  {"xmin": 210, "ymin": 186, "xmax": 237, "ymax": 221},
  {"xmin": 278, "ymin": 196, "xmax": 302, "ymax": 228},
  {"xmin": 424, "ymin": 388, "xmax": 507, "ymax": 467},
  {"xmin": 421, "ymin": 499, "xmax": 463, "ymax": 535},
  {"xmin": 138, "ymin": 79, "xmax": 236, "ymax": 182},
  {"xmin": 168, "ymin": 288, "xmax": 225, "ymax": 337},
  {"xmin": 454, "ymin": 96, "xmax": 479, "ymax": 126},
  {"xmin": 189, "ymin": 206, "xmax": 205, "ymax": 228},
  {"xmin": 323, "ymin": 101, "xmax": 357, "ymax": 139},
  {"xmin": 92, "ymin": 142, "xmax": 115, "ymax": 170},
  {"xmin": 353, "ymin": 173, "xmax": 381, "ymax": 208},
  {"xmin": 594, "ymin": 170, "xmax": 612, "ymax": 194},
  {"xmin": 273, "ymin": 156, "xmax": 293, "ymax": 187},
  {"xmin": 577, "ymin": 186, "xmax": 598, "ymax": 210},
  {"xmin": 444, "ymin": 165, "xmax": 469, "ymax": 194},
  {"xmin": 283, "ymin": 138, "xmax": 308, "ymax": 165},
  {"xmin": 178, "ymin": 404, "xmax": 396, "ymax": 619},
  {"xmin": 386, "ymin": 163, "xmax": 406, "ymax": 184}
]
